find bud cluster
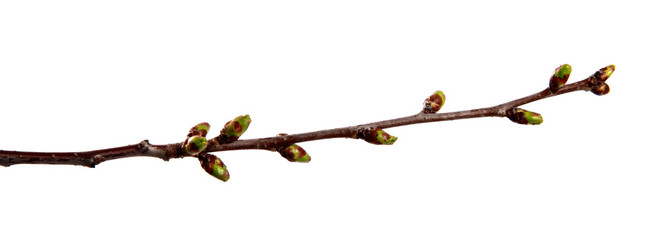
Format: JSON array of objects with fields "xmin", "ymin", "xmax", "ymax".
[
  {"xmin": 183, "ymin": 122, "xmax": 211, "ymax": 156},
  {"xmin": 180, "ymin": 115, "xmax": 253, "ymax": 182},
  {"xmin": 588, "ymin": 65, "xmax": 615, "ymax": 96}
]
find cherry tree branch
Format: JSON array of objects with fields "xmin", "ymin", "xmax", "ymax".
[{"xmin": 0, "ymin": 64, "xmax": 615, "ymax": 181}]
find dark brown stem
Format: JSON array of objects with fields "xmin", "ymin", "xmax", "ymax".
[{"xmin": 0, "ymin": 78, "xmax": 593, "ymax": 167}]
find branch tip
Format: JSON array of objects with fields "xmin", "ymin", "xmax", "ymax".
[
  {"xmin": 588, "ymin": 64, "xmax": 616, "ymax": 86},
  {"xmin": 586, "ymin": 64, "xmax": 615, "ymax": 95},
  {"xmin": 595, "ymin": 65, "xmax": 616, "ymax": 82}
]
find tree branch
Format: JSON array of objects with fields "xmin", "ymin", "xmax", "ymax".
[
  {"xmin": 0, "ymin": 64, "xmax": 615, "ymax": 181},
  {"xmin": 211, "ymin": 79, "xmax": 593, "ymax": 153}
]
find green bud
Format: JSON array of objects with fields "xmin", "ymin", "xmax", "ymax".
[
  {"xmin": 184, "ymin": 135, "xmax": 208, "ymax": 155},
  {"xmin": 218, "ymin": 115, "xmax": 251, "ymax": 143},
  {"xmin": 549, "ymin": 64, "xmax": 572, "ymax": 93},
  {"xmin": 594, "ymin": 65, "xmax": 616, "ymax": 82},
  {"xmin": 591, "ymin": 83, "xmax": 610, "ymax": 96},
  {"xmin": 188, "ymin": 122, "xmax": 210, "ymax": 138},
  {"xmin": 279, "ymin": 144, "xmax": 311, "ymax": 163},
  {"xmin": 361, "ymin": 128, "xmax": 398, "ymax": 145},
  {"xmin": 200, "ymin": 154, "xmax": 230, "ymax": 182},
  {"xmin": 422, "ymin": 90, "xmax": 446, "ymax": 113},
  {"xmin": 506, "ymin": 108, "xmax": 543, "ymax": 125}
]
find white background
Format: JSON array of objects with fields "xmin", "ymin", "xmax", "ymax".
[{"xmin": 1, "ymin": 0, "xmax": 659, "ymax": 239}]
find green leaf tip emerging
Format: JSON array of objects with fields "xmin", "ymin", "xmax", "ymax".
[
  {"xmin": 200, "ymin": 154, "xmax": 230, "ymax": 182},
  {"xmin": 422, "ymin": 90, "xmax": 446, "ymax": 113},
  {"xmin": 550, "ymin": 64, "xmax": 572, "ymax": 93},
  {"xmin": 506, "ymin": 108, "xmax": 543, "ymax": 125},
  {"xmin": 595, "ymin": 65, "xmax": 616, "ymax": 82},
  {"xmin": 184, "ymin": 135, "xmax": 208, "ymax": 155},
  {"xmin": 188, "ymin": 122, "xmax": 210, "ymax": 138},
  {"xmin": 279, "ymin": 144, "xmax": 311, "ymax": 163},
  {"xmin": 589, "ymin": 64, "xmax": 616, "ymax": 84},
  {"xmin": 219, "ymin": 114, "xmax": 252, "ymax": 143}
]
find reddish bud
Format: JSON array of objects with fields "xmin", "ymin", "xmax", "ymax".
[
  {"xmin": 422, "ymin": 90, "xmax": 446, "ymax": 113},
  {"xmin": 360, "ymin": 128, "xmax": 398, "ymax": 145},
  {"xmin": 506, "ymin": 108, "xmax": 543, "ymax": 125},
  {"xmin": 591, "ymin": 83, "xmax": 610, "ymax": 96}
]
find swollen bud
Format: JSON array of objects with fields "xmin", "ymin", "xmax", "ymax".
[
  {"xmin": 591, "ymin": 83, "xmax": 610, "ymax": 96},
  {"xmin": 184, "ymin": 135, "xmax": 208, "ymax": 155},
  {"xmin": 218, "ymin": 114, "xmax": 252, "ymax": 143},
  {"xmin": 361, "ymin": 128, "xmax": 398, "ymax": 145},
  {"xmin": 506, "ymin": 108, "xmax": 543, "ymax": 125},
  {"xmin": 200, "ymin": 154, "xmax": 230, "ymax": 182},
  {"xmin": 188, "ymin": 122, "xmax": 210, "ymax": 138},
  {"xmin": 422, "ymin": 90, "xmax": 446, "ymax": 113},
  {"xmin": 549, "ymin": 64, "xmax": 572, "ymax": 93},
  {"xmin": 279, "ymin": 144, "xmax": 311, "ymax": 163},
  {"xmin": 594, "ymin": 65, "xmax": 616, "ymax": 82}
]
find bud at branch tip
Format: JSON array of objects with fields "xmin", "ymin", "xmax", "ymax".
[
  {"xmin": 596, "ymin": 65, "xmax": 616, "ymax": 82},
  {"xmin": 589, "ymin": 64, "xmax": 616, "ymax": 85}
]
